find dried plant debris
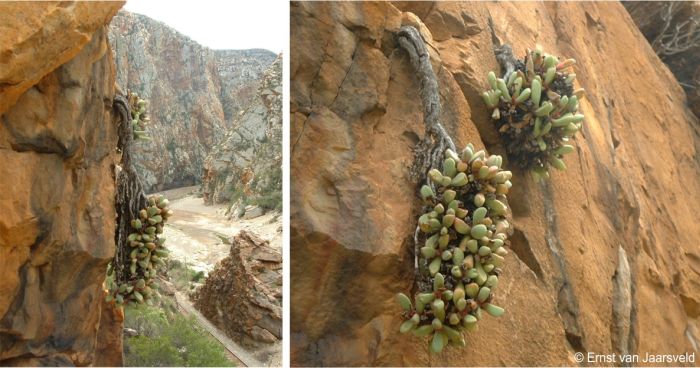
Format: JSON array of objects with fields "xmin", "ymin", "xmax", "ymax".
[
  {"xmin": 397, "ymin": 145, "xmax": 512, "ymax": 353},
  {"xmin": 482, "ymin": 45, "xmax": 585, "ymax": 180}
]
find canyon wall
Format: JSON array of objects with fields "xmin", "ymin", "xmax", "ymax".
[
  {"xmin": 0, "ymin": 2, "xmax": 123, "ymax": 365},
  {"xmin": 202, "ymin": 55, "xmax": 283, "ymax": 212},
  {"xmin": 290, "ymin": 1, "xmax": 700, "ymax": 366},
  {"xmin": 109, "ymin": 11, "xmax": 276, "ymax": 192}
]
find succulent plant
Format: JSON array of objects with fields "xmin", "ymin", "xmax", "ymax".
[
  {"xmin": 127, "ymin": 90, "xmax": 152, "ymax": 141},
  {"xmin": 482, "ymin": 45, "xmax": 584, "ymax": 181},
  {"xmin": 397, "ymin": 146, "xmax": 511, "ymax": 353},
  {"xmin": 106, "ymin": 194, "xmax": 172, "ymax": 306}
]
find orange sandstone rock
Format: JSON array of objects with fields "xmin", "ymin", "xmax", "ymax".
[
  {"xmin": 0, "ymin": 1, "xmax": 122, "ymax": 365},
  {"xmin": 291, "ymin": 1, "xmax": 700, "ymax": 366}
]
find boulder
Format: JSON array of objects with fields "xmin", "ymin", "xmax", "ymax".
[
  {"xmin": 244, "ymin": 205, "xmax": 265, "ymax": 220},
  {"xmin": 192, "ymin": 231, "xmax": 282, "ymax": 349}
]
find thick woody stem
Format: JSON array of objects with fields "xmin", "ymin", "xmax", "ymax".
[
  {"xmin": 397, "ymin": 26, "xmax": 456, "ymax": 187},
  {"xmin": 113, "ymin": 95, "xmax": 148, "ymax": 285},
  {"xmin": 397, "ymin": 25, "xmax": 457, "ymax": 284}
]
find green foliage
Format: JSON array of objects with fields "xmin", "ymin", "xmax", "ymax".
[
  {"xmin": 166, "ymin": 260, "xmax": 205, "ymax": 291},
  {"xmin": 107, "ymin": 194, "xmax": 173, "ymax": 306},
  {"xmin": 226, "ymin": 185, "xmax": 247, "ymax": 207},
  {"xmin": 398, "ymin": 146, "xmax": 511, "ymax": 353},
  {"xmin": 128, "ymin": 91, "xmax": 151, "ymax": 142},
  {"xmin": 192, "ymin": 270, "xmax": 205, "ymax": 283},
  {"xmin": 248, "ymin": 161, "xmax": 282, "ymax": 211},
  {"xmin": 126, "ymin": 335, "xmax": 185, "ymax": 367},
  {"xmin": 482, "ymin": 46, "xmax": 584, "ymax": 180},
  {"xmin": 250, "ymin": 190, "xmax": 282, "ymax": 211},
  {"xmin": 166, "ymin": 139, "xmax": 177, "ymax": 156},
  {"xmin": 124, "ymin": 304, "xmax": 234, "ymax": 367}
]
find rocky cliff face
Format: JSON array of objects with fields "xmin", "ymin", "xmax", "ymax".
[
  {"xmin": 192, "ymin": 231, "xmax": 282, "ymax": 364},
  {"xmin": 202, "ymin": 55, "xmax": 283, "ymax": 212},
  {"xmin": 291, "ymin": 2, "xmax": 700, "ymax": 366},
  {"xmin": 624, "ymin": 1, "xmax": 700, "ymax": 118},
  {"xmin": 109, "ymin": 12, "xmax": 276, "ymax": 192},
  {"xmin": 0, "ymin": 2, "xmax": 123, "ymax": 365}
]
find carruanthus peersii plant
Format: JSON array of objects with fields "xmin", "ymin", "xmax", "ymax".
[
  {"xmin": 397, "ymin": 145, "xmax": 511, "ymax": 353},
  {"xmin": 482, "ymin": 45, "xmax": 585, "ymax": 180}
]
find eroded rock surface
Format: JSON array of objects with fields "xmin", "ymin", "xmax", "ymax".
[
  {"xmin": 192, "ymin": 231, "xmax": 282, "ymax": 358},
  {"xmin": 0, "ymin": 2, "xmax": 122, "ymax": 364},
  {"xmin": 109, "ymin": 11, "xmax": 277, "ymax": 192},
  {"xmin": 0, "ymin": 2, "xmax": 122, "ymax": 114},
  {"xmin": 291, "ymin": 2, "xmax": 700, "ymax": 365},
  {"xmin": 202, "ymin": 55, "xmax": 283, "ymax": 212}
]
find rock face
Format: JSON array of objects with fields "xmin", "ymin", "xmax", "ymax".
[
  {"xmin": 109, "ymin": 11, "xmax": 277, "ymax": 192},
  {"xmin": 291, "ymin": 2, "xmax": 700, "ymax": 366},
  {"xmin": 624, "ymin": 1, "xmax": 700, "ymax": 118},
  {"xmin": 94, "ymin": 297, "xmax": 125, "ymax": 366},
  {"xmin": 0, "ymin": 2, "xmax": 122, "ymax": 114},
  {"xmin": 0, "ymin": 2, "xmax": 123, "ymax": 365},
  {"xmin": 202, "ymin": 55, "xmax": 283, "ymax": 212},
  {"xmin": 192, "ymin": 231, "xmax": 282, "ymax": 355}
]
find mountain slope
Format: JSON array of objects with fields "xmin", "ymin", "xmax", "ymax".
[
  {"xmin": 109, "ymin": 11, "xmax": 276, "ymax": 191},
  {"xmin": 202, "ymin": 54, "xmax": 282, "ymax": 214}
]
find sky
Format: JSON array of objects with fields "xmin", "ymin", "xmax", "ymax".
[{"xmin": 123, "ymin": 0, "xmax": 288, "ymax": 53}]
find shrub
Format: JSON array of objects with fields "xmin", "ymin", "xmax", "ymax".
[
  {"xmin": 250, "ymin": 190, "xmax": 282, "ymax": 211},
  {"xmin": 124, "ymin": 304, "xmax": 235, "ymax": 367}
]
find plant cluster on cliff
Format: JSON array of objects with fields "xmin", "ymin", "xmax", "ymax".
[
  {"xmin": 106, "ymin": 194, "xmax": 173, "ymax": 305},
  {"xmin": 482, "ymin": 45, "xmax": 585, "ymax": 180},
  {"xmin": 394, "ymin": 27, "xmax": 590, "ymax": 354},
  {"xmin": 108, "ymin": 93, "xmax": 172, "ymax": 307},
  {"xmin": 394, "ymin": 26, "xmax": 513, "ymax": 353},
  {"xmin": 128, "ymin": 91, "xmax": 152, "ymax": 141},
  {"xmin": 397, "ymin": 146, "xmax": 511, "ymax": 352}
]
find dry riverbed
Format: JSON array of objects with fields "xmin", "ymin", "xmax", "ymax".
[
  {"xmin": 151, "ymin": 186, "xmax": 282, "ymax": 366},
  {"xmin": 154, "ymin": 186, "xmax": 282, "ymax": 273}
]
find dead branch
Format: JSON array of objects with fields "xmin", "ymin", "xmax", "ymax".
[{"xmin": 652, "ymin": 2, "xmax": 700, "ymax": 57}]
